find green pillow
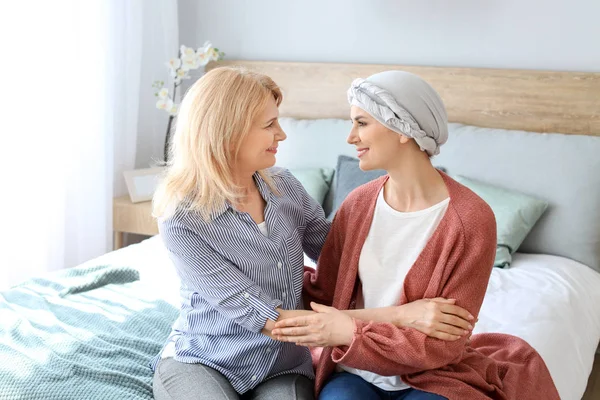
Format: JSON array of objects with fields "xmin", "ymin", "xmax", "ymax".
[
  {"xmin": 289, "ymin": 168, "xmax": 335, "ymax": 206},
  {"xmin": 453, "ymin": 175, "xmax": 549, "ymax": 268}
]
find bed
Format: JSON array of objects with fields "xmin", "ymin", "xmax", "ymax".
[{"xmin": 1, "ymin": 61, "xmax": 599, "ymax": 400}]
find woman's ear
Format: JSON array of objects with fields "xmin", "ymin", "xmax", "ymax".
[{"xmin": 399, "ymin": 134, "xmax": 411, "ymax": 144}]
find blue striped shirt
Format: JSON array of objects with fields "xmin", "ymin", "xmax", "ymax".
[{"xmin": 150, "ymin": 168, "xmax": 331, "ymax": 394}]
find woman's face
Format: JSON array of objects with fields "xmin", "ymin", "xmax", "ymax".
[
  {"xmin": 237, "ymin": 97, "xmax": 286, "ymax": 173},
  {"xmin": 347, "ymin": 106, "xmax": 409, "ymax": 171}
]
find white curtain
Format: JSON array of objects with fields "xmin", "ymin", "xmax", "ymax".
[{"xmin": 0, "ymin": 0, "xmax": 178, "ymax": 290}]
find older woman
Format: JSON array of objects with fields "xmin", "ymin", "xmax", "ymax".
[{"xmin": 150, "ymin": 67, "xmax": 325, "ymax": 400}]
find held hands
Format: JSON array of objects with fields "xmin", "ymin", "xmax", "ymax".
[
  {"xmin": 262, "ymin": 309, "xmax": 315, "ymax": 340},
  {"xmin": 271, "ymin": 302, "xmax": 355, "ymax": 347},
  {"xmin": 398, "ymin": 298, "xmax": 475, "ymax": 341}
]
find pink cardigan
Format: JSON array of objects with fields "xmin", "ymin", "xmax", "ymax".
[{"xmin": 304, "ymin": 174, "xmax": 559, "ymax": 399}]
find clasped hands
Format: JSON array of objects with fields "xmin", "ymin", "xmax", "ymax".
[{"xmin": 270, "ymin": 298, "xmax": 475, "ymax": 348}]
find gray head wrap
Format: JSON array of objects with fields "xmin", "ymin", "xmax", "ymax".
[{"xmin": 347, "ymin": 70, "xmax": 448, "ymax": 156}]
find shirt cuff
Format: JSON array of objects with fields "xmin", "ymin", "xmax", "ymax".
[
  {"xmin": 332, "ymin": 318, "xmax": 366, "ymax": 365},
  {"xmin": 241, "ymin": 288, "xmax": 282, "ymax": 332}
]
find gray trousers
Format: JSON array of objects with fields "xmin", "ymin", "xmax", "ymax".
[{"xmin": 153, "ymin": 358, "xmax": 315, "ymax": 400}]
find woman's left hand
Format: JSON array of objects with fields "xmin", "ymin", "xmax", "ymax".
[{"xmin": 272, "ymin": 302, "xmax": 355, "ymax": 347}]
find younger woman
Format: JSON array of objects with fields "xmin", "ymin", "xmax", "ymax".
[{"xmin": 273, "ymin": 71, "xmax": 560, "ymax": 400}]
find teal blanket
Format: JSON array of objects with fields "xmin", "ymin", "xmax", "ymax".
[{"xmin": 0, "ymin": 264, "xmax": 178, "ymax": 399}]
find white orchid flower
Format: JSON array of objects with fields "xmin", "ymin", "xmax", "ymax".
[
  {"xmin": 167, "ymin": 58, "xmax": 181, "ymax": 78},
  {"xmin": 207, "ymin": 47, "xmax": 221, "ymax": 61},
  {"xmin": 181, "ymin": 56, "xmax": 200, "ymax": 71},
  {"xmin": 158, "ymin": 88, "xmax": 169, "ymax": 99},
  {"xmin": 196, "ymin": 52, "xmax": 210, "ymax": 67},
  {"xmin": 166, "ymin": 58, "xmax": 181, "ymax": 70},
  {"xmin": 180, "ymin": 45, "xmax": 196, "ymax": 58},
  {"xmin": 201, "ymin": 41, "xmax": 221, "ymax": 61},
  {"xmin": 195, "ymin": 41, "xmax": 216, "ymax": 66},
  {"xmin": 168, "ymin": 103, "xmax": 179, "ymax": 116},
  {"xmin": 156, "ymin": 97, "xmax": 174, "ymax": 111},
  {"xmin": 198, "ymin": 41, "xmax": 212, "ymax": 53},
  {"xmin": 180, "ymin": 45, "xmax": 200, "ymax": 71},
  {"xmin": 173, "ymin": 68, "xmax": 190, "ymax": 85}
]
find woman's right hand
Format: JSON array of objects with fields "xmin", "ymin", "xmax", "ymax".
[
  {"xmin": 396, "ymin": 298, "xmax": 475, "ymax": 341},
  {"xmin": 262, "ymin": 309, "xmax": 315, "ymax": 339}
]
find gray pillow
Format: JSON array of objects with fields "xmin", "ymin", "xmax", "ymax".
[{"xmin": 328, "ymin": 156, "xmax": 387, "ymax": 219}]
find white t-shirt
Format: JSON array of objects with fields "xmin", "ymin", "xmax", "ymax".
[
  {"xmin": 257, "ymin": 221, "xmax": 268, "ymax": 236},
  {"xmin": 339, "ymin": 188, "xmax": 450, "ymax": 391}
]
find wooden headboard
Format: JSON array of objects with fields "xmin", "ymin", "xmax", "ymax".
[{"xmin": 207, "ymin": 60, "xmax": 600, "ymax": 136}]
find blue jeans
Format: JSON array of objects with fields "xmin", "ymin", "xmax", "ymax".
[{"xmin": 319, "ymin": 373, "xmax": 447, "ymax": 400}]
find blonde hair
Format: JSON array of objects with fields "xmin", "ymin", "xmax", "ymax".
[{"xmin": 153, "ymin": 67, "xmax": 283, "ymax": 221}]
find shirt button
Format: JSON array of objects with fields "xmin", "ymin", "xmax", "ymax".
[
  {"xmin": 277, "ymin": 262, "xmax": 283, "ymax": 269},
  {"xmin": 282, "ymin": 292, "xmax": 286, "ymax": 298},
  {"xmin": 266, "ymin": 348, "xmax": 272, "ymax": 354},
  {"xmin": 243, "ymin": 292, "xmax": 250, "ymax": 299},
  {"xmin": 251, "ymin": 375, "xmax": 257, "ymax": 381}
]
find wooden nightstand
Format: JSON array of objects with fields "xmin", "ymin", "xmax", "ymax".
[{"xmin": 112, "ymin": 196, "xmax": 159, "ymax": 250}]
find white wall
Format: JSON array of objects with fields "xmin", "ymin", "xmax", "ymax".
[{"xmin": 178, "ymin": 0, "xmax": 599, "ymax": 72}]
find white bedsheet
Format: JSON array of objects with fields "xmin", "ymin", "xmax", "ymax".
[
  {"xmin": 101, "ymin": 237, "xmax": 600, "ymax": 400},
  {"xmin": 475, "ymin": 253, "xmax": 600, "ymax": 400}
]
